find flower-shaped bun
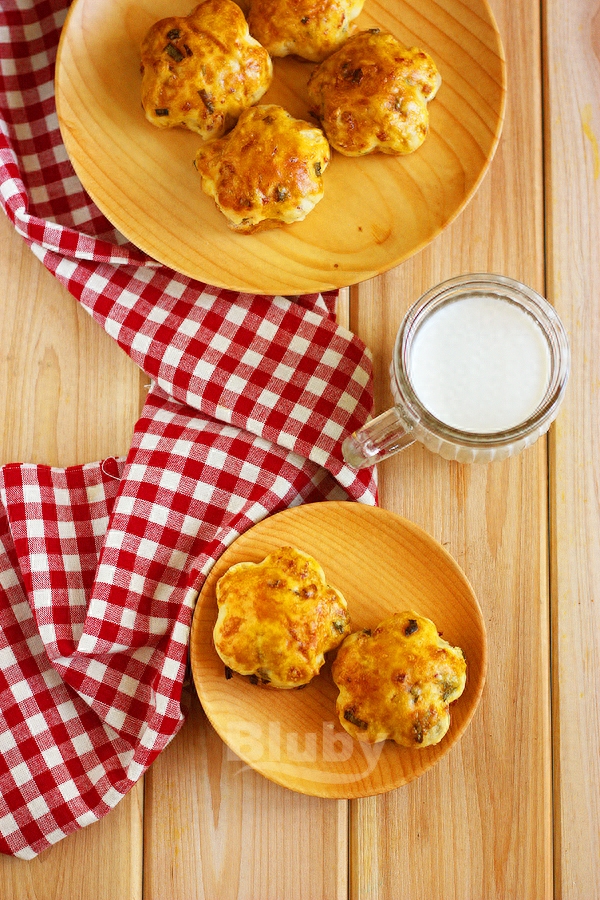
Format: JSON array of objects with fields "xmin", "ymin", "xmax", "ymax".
[
  {"xmin": 307, "ymin": 29, "xmax": 441, "ymax": 156},
  {"xmin": 140, "ymin": 0, "xmax": 272, "ymax": 140},
  {"xmin": 247, "ymin": 0, "xmax": 366, "ymax": 63},
  {"xmin": 213, "ymin": 546, "xmax": 351, "ymax": 689},
  {"xmin": 332, "ymin": 611, "xmax": 466, "ymax": 746},
  {"xmin": 194, "ymin": 104, "xmax": 330, "ymax": 233}
]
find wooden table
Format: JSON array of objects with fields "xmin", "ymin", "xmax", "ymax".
[{"xmin": 1, "ymin": 0, "xmax": 598, "ymax": 896}]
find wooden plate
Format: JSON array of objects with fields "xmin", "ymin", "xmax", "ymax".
[
  {"xmin": 55, "ymin": 0, "xmax": 506, "ymax": 295},
  {"xmin": 190, "ymin": 502, "xmax": 486, "ymax": 798}
]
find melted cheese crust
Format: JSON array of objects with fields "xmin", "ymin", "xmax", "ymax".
[
  {"xmin": 307, "ymin": 30, "xmax": 441, "ymax": 156},
  {"xmin": 247, "ymin": 0, "xmax": 366, "ymax": 63},
  {"xmin": 213, "ymin": 547, "xmax": 351, "ymax": 688},
  {"xmin": 194, "ymin": 104, "xmax": 330, "ymax": 233},
  {"xmin": 140, "ymin": 0, "xmax": 272, "ymax": 140},
  {"xmin": 332, "ymin": 611, "xmax": 466, "ymax": 746}
]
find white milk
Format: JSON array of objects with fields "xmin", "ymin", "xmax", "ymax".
[{"xmin": 408, "ymin": 294, "xmax": 551, "ymax": 433}]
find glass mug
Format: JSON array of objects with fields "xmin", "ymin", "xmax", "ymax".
[{"xmin": 343, "ymin": 274, "xmax": 570, "ymax": 468}]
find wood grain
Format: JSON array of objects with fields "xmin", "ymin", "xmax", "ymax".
[
  {"xmin": 3, "ymin": 0, "xmax": 599, "ymax": 893},
  {"xmin": 544, "ymin": 1, "xmax": 600, "ymax": 897},
  {"xmin": 347, "ymin": 0, "xmax": 553, "ymax": 895},
  {"xmin": 0, "ymin": 218, "xmax": 142, "ymax": 466},
  {"xmin": 143, "ymin": 692, "xmax": 349, "ymax": 900},
  {"xmin": 54, "ymin": 0, "xmax": 505, "ymax": 294},
  {"xmin": 0, "ymin": 783, "xmax": 144, "ymax": 900},
  {"xmin": 0, "ymin": 211, "xmax": 145, "ymax": 898}
]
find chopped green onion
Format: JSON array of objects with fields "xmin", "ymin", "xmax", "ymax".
[
  {"xmin": 165, "ymin": 42, "xmax": 184, "ymax": 62},
  {"xmin": 404, "ymin": 619, "xmax": 419, "ymax": 636},
  {"xmin": 344, "ymin": 708, "xmax": 368, "ymax": 730},
  {"xmin": 198, "ymin": 89, "xmax": 214, "ymax": 114}
]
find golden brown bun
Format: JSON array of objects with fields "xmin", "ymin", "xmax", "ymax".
[
  {"xmin": 247, "ymin": 0, "xmax": 365, "ymax": 63},
  {"xmin": 213, "ymin": 546, "xmax": 351, "ymax": 688},
  {"xmin": 307, "ymin": 29, "xmax": 441, "ymax": 156},
  {"xmin": 194, "ymin": 104, "xmax": 330, "ymax": 233},
  {"xmin": 332, "ymin": 611, "xmax": 466, "ymax": 746},
  {"xmin": 140, "ymin": 0, "xmax": 272, "ymax": 140}
]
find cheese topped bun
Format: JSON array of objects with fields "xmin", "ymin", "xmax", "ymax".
[
  {"xmin": 194, "ymin": 104, "xmax": 330, "ymax": 233},
  {"xmin": 140, "ymin": 0, "xmax": 272, "ymax": 140},
  {"xmin": 332, "ymin": 611, "xmax": 466, "ymax": 746},
  {"xmin": 213, "ymin": 546, "xmax": 351, "ymax": 689},
  {"xmin": 307, "ymin": 29, "xmax": 441, "ymax": 156},
  {"xmin": 247, "ymin": 0, "xmax": 366, "ymax": 63}
]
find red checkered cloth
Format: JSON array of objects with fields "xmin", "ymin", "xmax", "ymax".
[{"xmin": 0, "ymin": 0, "xmax": 377, "ymax": 859}]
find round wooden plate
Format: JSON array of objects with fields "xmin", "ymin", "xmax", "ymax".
[
  {"xmin": 55, "ymin": 0, "xmax": 506, "ymax": 295},
  {"xmin": 190, "ymin": 502, "xmax": 486, "ymax": 798}
]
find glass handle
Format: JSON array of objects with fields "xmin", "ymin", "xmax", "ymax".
[{"xmin": 342, "ymin": 407, "xmax": 416, "ymax": 469}]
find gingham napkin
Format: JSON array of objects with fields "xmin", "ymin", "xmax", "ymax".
[{"xmin": 0, "ymin": 0, "xmax": 377, "ymax": 858}]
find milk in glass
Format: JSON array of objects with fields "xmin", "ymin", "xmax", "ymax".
[
  {"xmin": 342, "ymin": 275, "xmax": 569, "ymax": 468},
  {"xmin": 408, "ymin": 295, "xmax": 551, "ymax": 433}
]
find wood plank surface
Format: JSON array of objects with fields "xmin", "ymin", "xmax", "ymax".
[
  {"xmin": 348, "ymin": 0, "xmax": 554, "ymax": 895},
  {"xmin": 544, "ymin": 1, "xmax": 600, "ymax": 897},
  {"xmin": 2, "ymin": 0, "xmax": 599, "ymax": 893},
  {"xmin": 0, "ymin": 210, "xmax": 146, "ymax": 899},
  {"xmin": 141, "ymin": 362, "xmax": 351, "ymax": 896},
  {"xmin": 143, "ymin": 694, "xmax": 348, "ymax": 900}
]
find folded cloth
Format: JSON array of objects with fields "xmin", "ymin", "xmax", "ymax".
[{"xmin": 0, "ymin": 0, "xmax": 377, "ymax": 859}]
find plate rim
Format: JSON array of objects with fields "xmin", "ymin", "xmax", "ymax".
[
  {"xmin": 189, "ymin": 501, "xmax": 487, "ymax": 798},
  {"xmin": 55, "ymin": 0, "xmax": 507, "ymax": 295}
]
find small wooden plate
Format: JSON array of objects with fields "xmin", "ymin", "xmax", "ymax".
[
  {"xmin": 55, "ymin": 0, "xmax": 506, "ymax": 295},
  {"xmin": 190, "ymin": 502, "xmax": 486, "ymax": 798}
]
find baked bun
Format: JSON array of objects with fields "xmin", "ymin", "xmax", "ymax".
[
  {"xmin": 247, "ymin": 0, "xmax": 366, "ymax": 63},
  {"xmin": 194, "ymin": 104, "xmax": 330, "ymax": 233},
  {"xmin": 307, "ymin": 29, "xmax": 441, "ymax": 156},
  {"xmin": 140, "ymin": 0, "xmax": 272, "ymax": 140},
  {"xmin": 213, "ymin": 546, "xmax": 351, "ymax": 689},
  {"xmin": 332, "ymin": 611, "xmax": 466, "ymax": 746}
]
